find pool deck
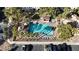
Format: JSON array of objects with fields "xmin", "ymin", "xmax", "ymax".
[
  {"xmin": 6, "ymin": 19, "xmax": 79, "ymax": 45},
  {"xmin": 37, "ymin": 19, "xmax": 57, "ymax": 27}
]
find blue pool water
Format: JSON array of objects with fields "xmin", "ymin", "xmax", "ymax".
[{"xmin": 28, "ymin": 22, "xmax": 54, "ymax": 35}]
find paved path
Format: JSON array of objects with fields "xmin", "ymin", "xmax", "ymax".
[
  {"xmin": 0, "ymin": 41, "xmax": 12, "ymax": 51},
  {"xmin": 69, "ymin": 35, "xmax": 79, "ymax": 42}
]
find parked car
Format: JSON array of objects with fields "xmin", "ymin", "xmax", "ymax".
[
  {"xmin": 8, "ymin": 44, "xmax": 19, "ymax": 51},
  {"xmin": 45, "ymin": 43, "xmax": 72, "ymax": 51},
  {"xmin": 0, "ymin": 26, "xmax": 4, "ymax": 45},
  {"xmin": 22, "ymin": 44, "xmax": 33, "ymax": 51},
  {"xmin": 9, "ymin": 44, "xmax": 33, "ymax": 51},
  {"xmin": 0, "ymin": 35, "xmax": 4, "ymax": 45},
  {"xmin": 0, "ymin": 26, "xmax": 3, "ymax": 33}
]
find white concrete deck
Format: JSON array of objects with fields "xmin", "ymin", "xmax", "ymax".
[{"xmin": 7, "ymin": 39, "xmax": 79, "ymax": 45}]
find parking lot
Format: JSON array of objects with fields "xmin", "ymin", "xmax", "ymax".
[{"xmin": 9, "ymin": 44, "xmax": 44, "ymax": 51}]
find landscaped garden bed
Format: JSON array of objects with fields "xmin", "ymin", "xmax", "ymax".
[{"xmin": 2, "ymin": 7, "xmax": 79, "ymax": 43}]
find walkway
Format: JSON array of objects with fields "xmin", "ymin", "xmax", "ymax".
[{"xmin": 0, "ymin": 41, "xmax": 12, "ymax": 51}]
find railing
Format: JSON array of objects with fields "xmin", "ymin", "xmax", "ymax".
[{"xmin": 14, "ymin": 36, "xmax": 56, "ymax": 41}]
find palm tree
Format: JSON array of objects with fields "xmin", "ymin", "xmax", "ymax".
[
  {"xmin": 4, "ymin": 7, "xmax": 26, "ymax": 24},
  {"xmin": 61, "ymin": 7, "xmax": 71, "ymax": 19},
  {"xmin": 4, "ymin": 7, "xmax": 27, "ymax": 39},
  {"xmin": 38, "ymin": 7, "xmax": 53, "ymax": 16}
]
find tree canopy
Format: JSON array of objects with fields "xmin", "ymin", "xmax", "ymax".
[
  {"xmin": 61, "ymin": 7, "xmax": 71, "ymax": 19},
  {"xmin": 58, "ymin": 24, "xmax": 75, "ymax": 40},
  {"xmin": 4, "ymin": 8, "xmax": 27, "ymax": 39},
  {"xmin": 4, "ymin": 7, "xmax": 26, "ymax": 23},
  {"xmin": 38, "ymin": 7, "xmax": 63, "ymax": 19}
]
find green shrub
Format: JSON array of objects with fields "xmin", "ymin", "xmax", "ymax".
[{"xmin": 58, "ymin": 24, "xmax": 75, "ymax": 40}]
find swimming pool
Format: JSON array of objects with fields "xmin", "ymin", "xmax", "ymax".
[{"xmin": 28, "ymin": 22, "xmax": 54, "ymax": 35}]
